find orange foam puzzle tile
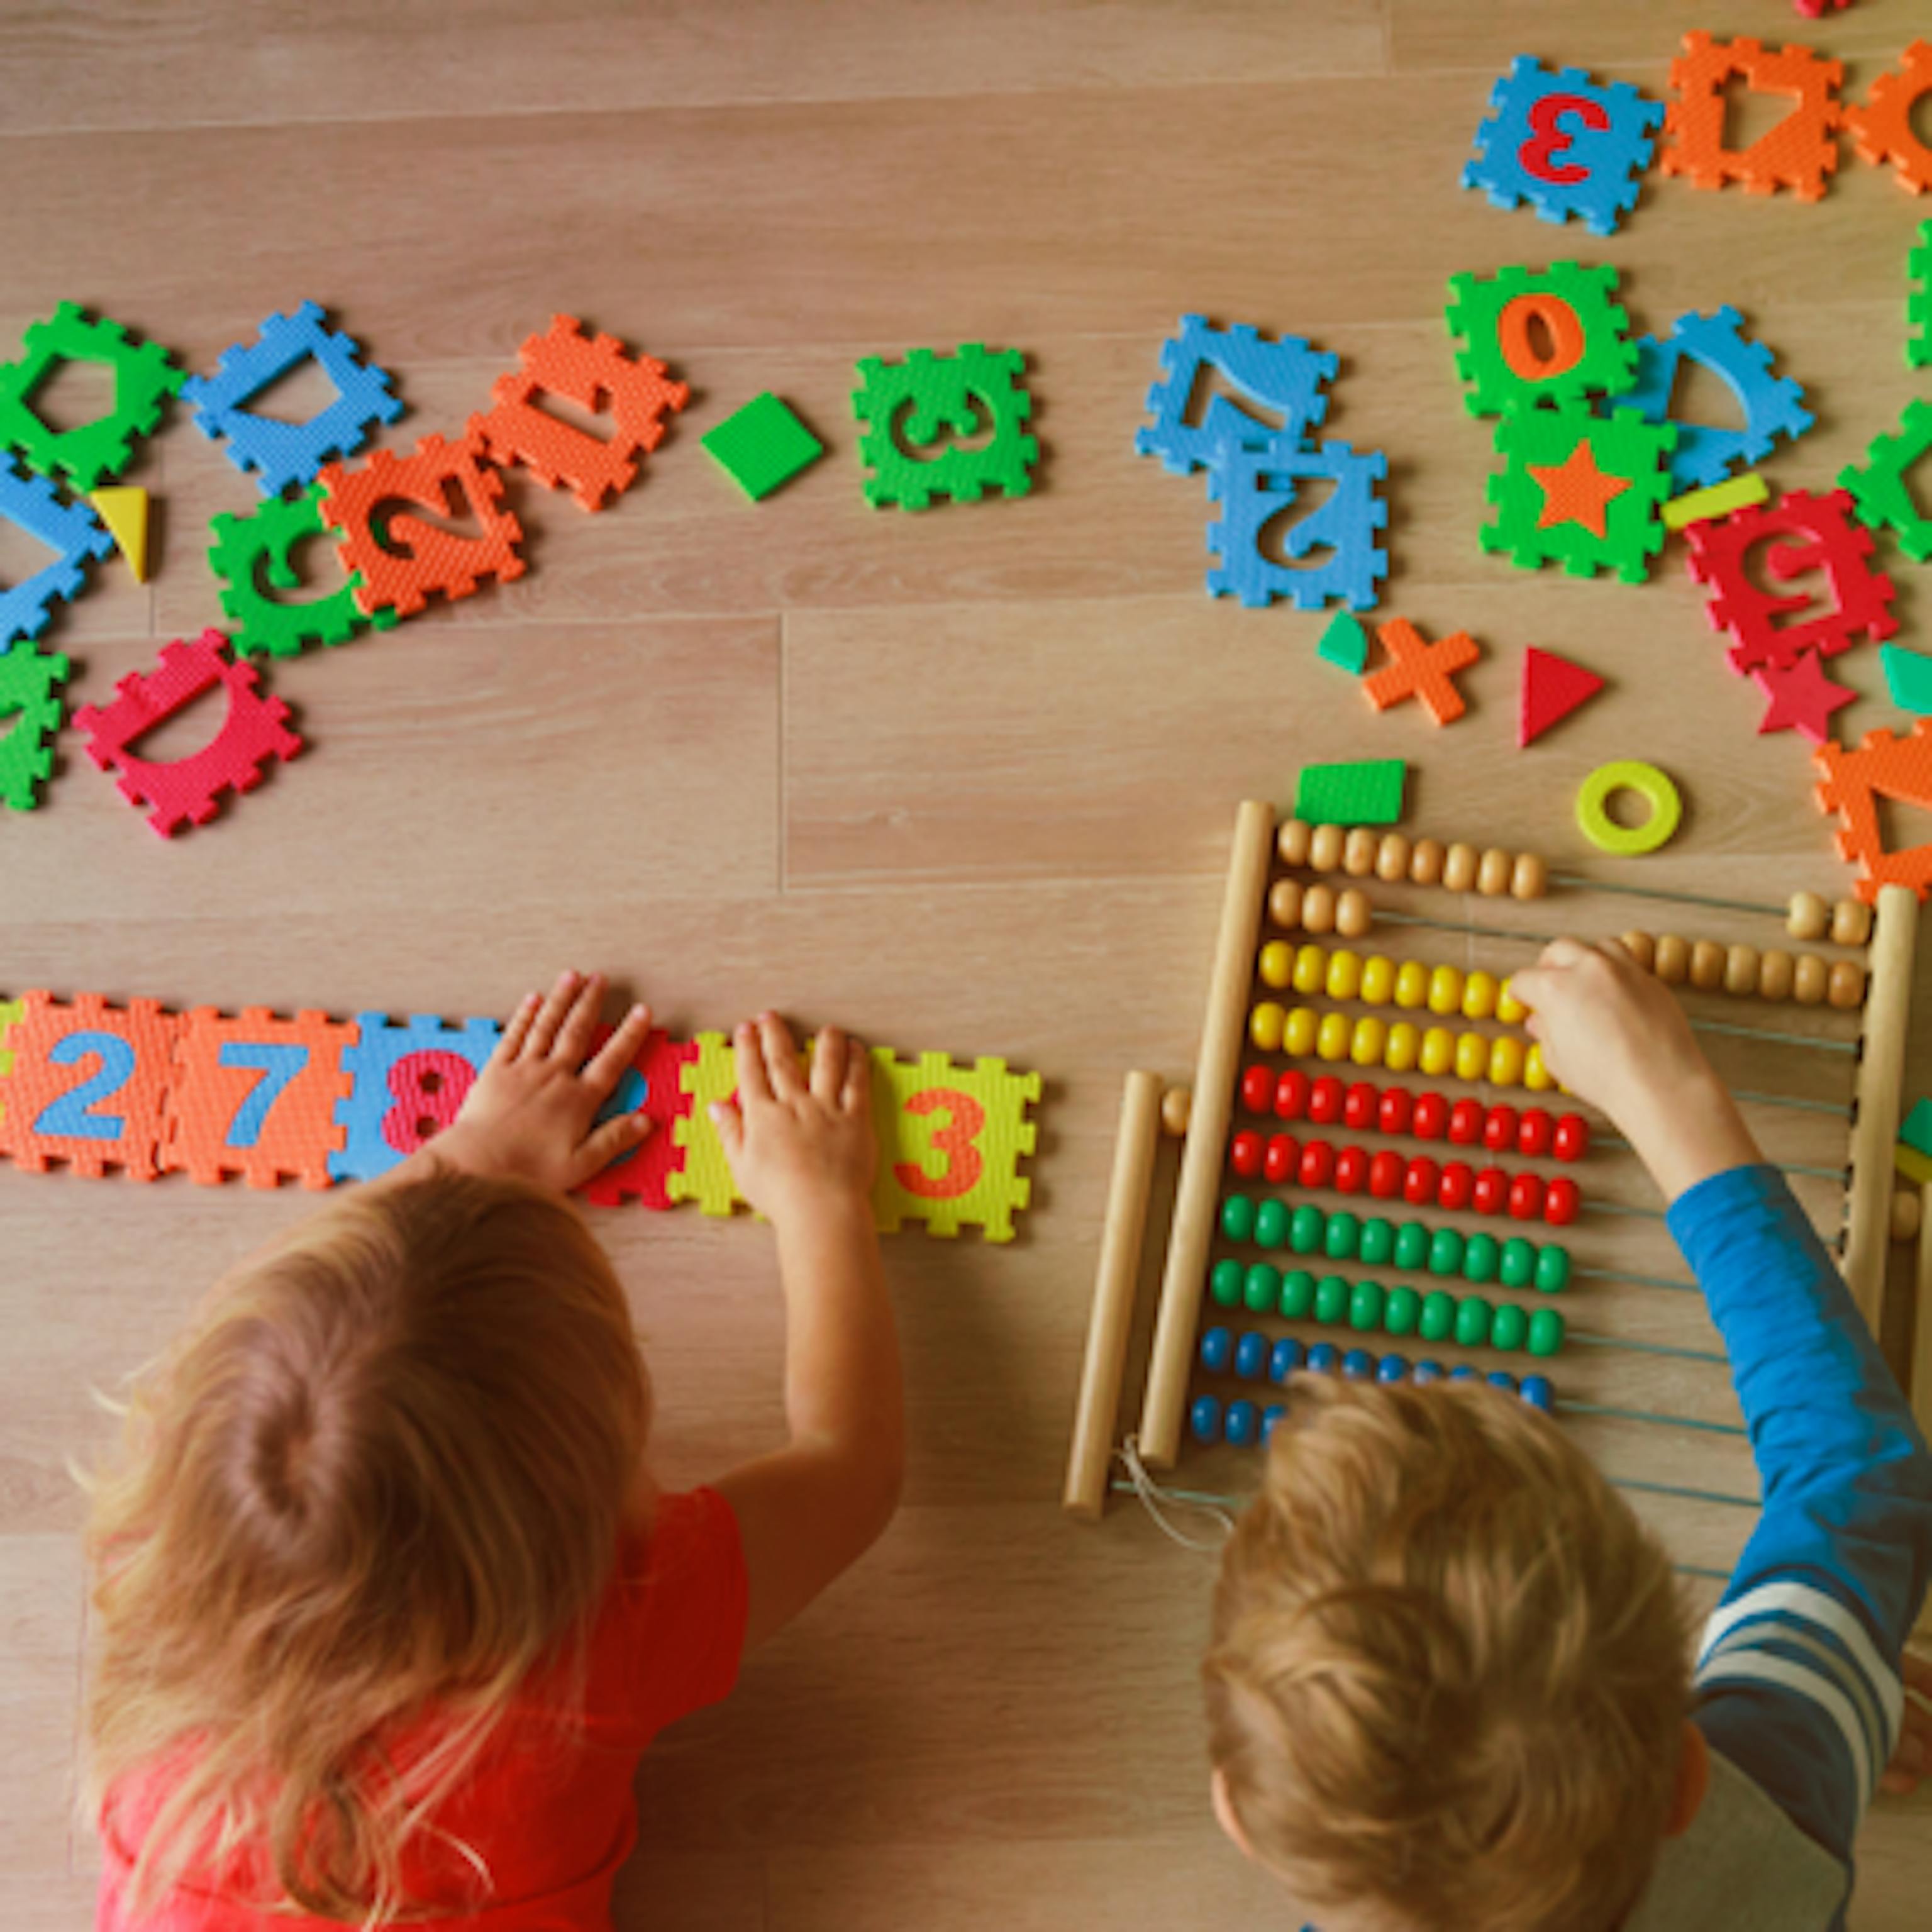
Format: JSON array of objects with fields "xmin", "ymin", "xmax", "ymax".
[
  {"xmin": 1659, "ymin": 32, "xmax": 1843, "ymax": 201},
  {"xmin": 1814, "ymin": 719, "xmax": 1932, "ymax": 904},
  {"xmin": 469, "ymin": 314, "xmax": 690, "ymax": 513},
  {"xmin": 1843, "ymin": 40, "xmax": 1932, "ymax": 196},
  {"xmin": 0, "ymin": 991, "xmax": 181, "ymax": 1180},
  {"xmin": 1362, "ymin": 618, "xmax": 1482, "ymax": 726},
  {"xmin": 162, "ymin": 1007, "xmax": 355, "ymax": 1188}
]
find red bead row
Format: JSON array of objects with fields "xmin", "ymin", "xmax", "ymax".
[
  {"xmin": 1226, "ymin": 1131, "xmax": 1583, "ymax": 1226},
  {"xmin": 1238, "ymin": 1065, "xmax": 1589, "ymax": 1163}
]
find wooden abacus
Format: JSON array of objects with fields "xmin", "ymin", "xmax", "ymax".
[{"xmin": 1063, "ymin": 801, "xmax": 1929, "ymax": 1551}]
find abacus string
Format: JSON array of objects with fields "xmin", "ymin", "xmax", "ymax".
[{"xmin": 1546, "ymin": 872, "xmax": 1789, "ymax": 921}]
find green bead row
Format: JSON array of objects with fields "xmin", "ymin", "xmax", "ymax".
[
  {"xmin": 1207, "ymin": 1259, "xmax": 1567, "ymax": 1358},
  {"xmin": 1218, "ymin": 1192, "xmax": 1570, "ymax": 1292}
]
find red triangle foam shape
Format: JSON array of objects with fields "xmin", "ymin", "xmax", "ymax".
[{"xmin": 1518, "ymin": 647, "xmax": 1607, "ymax": 748}]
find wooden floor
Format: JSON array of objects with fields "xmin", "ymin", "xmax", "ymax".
[{"xmin": 4, "ymin": 2, "xmax": 1931, "ymax": 1924}]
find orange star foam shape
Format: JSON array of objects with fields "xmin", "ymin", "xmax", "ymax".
[{"xmin": 1529, "ymin": 441, "xmax": 1633, "ymax": 538}]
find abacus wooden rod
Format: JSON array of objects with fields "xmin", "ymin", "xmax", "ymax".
[
  {"xmin": 1063, "ymin": 1069, "xmax": 1165, "ymax": 1521},
  {"xmin": 1841, "ymin": 885, "xmax": 1919, "ymax": 1332},
  {"xmin": 1142, "ymin": 799, "xmax": 1275, "ymax": 1470},
  {"xmin": 1546, "ymin": 873, "xmax": 1787, "ymax": 920},
  {"xmin": 1916, "ymin": 1181, "xmax": 1932, "ymax": 1441}
]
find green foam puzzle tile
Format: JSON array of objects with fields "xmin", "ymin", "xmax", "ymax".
[
  {"xmin": 1901, "ymin": 1096, "xmax": 1932, "ymax": 1160},
  {"xmin": 1294, "ymin": 759, "xmax": 1407, "ymax": 826},
  {"xmin": 1445, "ymin": 262, "xmax": 1637, "ymax": 418},
  {"xmin": 1317, "ymin": 609, "xmax": 1369, "ymax": 674},
  {"xmin": 702, "ymin": 392, "xmax": 824, "ymax": 501},
  {"xmin": 852, "ymin": 344, "xmax": 1036, "ymax": 510},
  {"xmin": 1840, "ymin": 398, "xmax": 1932, "ymax": 565}
]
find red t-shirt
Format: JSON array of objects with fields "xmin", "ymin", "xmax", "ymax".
[{"xmin": 97, "ymin": 1488, "xmax": 747, "ymax": 1932}]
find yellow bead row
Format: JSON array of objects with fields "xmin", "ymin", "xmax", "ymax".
[
  {"xmin": 1249, "ymin": 1002, "xmax": 1553, "ymax": 1090},
  {"xmin": 1258, "ymin": 941, "xmax": 1528, "ymax": 1024}
]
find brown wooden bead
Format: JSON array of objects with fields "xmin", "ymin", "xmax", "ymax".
[
  {"xmin": 1510, "ymin": 851, "xmax": 1548, "ymax": 900},
  {"xmin": 1277, "ymin": 820, "xmax": 1313, "ymax": 867},
  {"xmin": 1375, "ymin": 833, "xmax": 1411, "ymax": 884},
  {"xmin": 1831, "ymin": 899, "xmax": 1873, "ymax": 948},
  {"xmin": 1343, "ymin": 827, "xmax": 1380, "ymax": 877},
  {"xmin": 1787, "ymin": 891, "xmax": 1829, "ymax": 942},
  {"xmin": 1410, "ymin": 838, "xmax": 1446, "ymax": 886},
  {"xmin": 1621, "ymin": 931, "xmax": 1657, "ymax": 971},
  {"xmin": 1268, "ymin": 878, "xmax": 1304, "ymax": 930},
  {"xmin": 1443, "ymin": 841, "xmax": 1480, "ymax": 892},
  {"xmin": 1723, "ymin": 945, "xmax": 1760, "ymax": 997},
  {"xmin": 1792, "ymin": 953, "xmax": 1828, "ymax": 1005},
  {"xmin": 1477, "ymin": 847, "xmax": 1513, "ymax": 896},
  {"xmin": 1302, "ymin": 883, "xmax": 1338, "ymax": 936},
  {"xmin": 1758, "ymin": 951, "xmax": 1794, "ymax": 1002},
  {"xmin": 1309, "ymin": 823, "xmax": 1346, "ymax": 872},
  {"xmin": 1336, "ymin": 888, "xmax": 1374, "ymax": 939},
  {"xmin": 1892, "ymin": 1188, "xmax": 1922, "ymax": 1243},
  {"xmin": 1161, "ymin": 1086, "xmax": 1192, "ymax": 1138},
  {"xmin": 1653, "ymin": 934, "xmax": 1690, "ymax": 984},
  {"xmin": 1689, "ymin": 939, "xmax": 1726, "ymax": 990},
  {"xmin": 1828, "ymin": 960, "xmax": 1866, "ymax": 1009}
]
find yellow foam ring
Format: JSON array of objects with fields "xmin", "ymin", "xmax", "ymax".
[
  {"xmin": 1575, "ymin": 759, "xmax": 1683, "ymax": 858},
  {"xmin": 1394, "ymin": 960, "xmax": 1430, "ymax": 1009},
  {"xmin": 1418, "ymin": 1026, "xmax": 1455, "ymax": 1077},
  {"xmin": 1285, "ymin": 1006, "xmax": 1319, "ymax": 1057},
  {"xmin": 1463, "ymin": 970, "xmax": 1499, "ymax": 1021},
  {"xmin": 1326, "ymin": 948, "xmax": 1363, "ymax": 1001},
  {"xmin": 1498, "ymin": 980, "xmax": 1528, "ymax": 1025},
  {"xmin": 1361, "ymin": 953, "xmax": 1396, "ymax": 1005},
  {"xmin": 1524, "ymin": 1042, "xmax": 1554, "ymax": 1091},
  {"xmin": 1292, "ymin": 944, "xmax": 1327, "ymax": 996},
  {"xmin": 1259, "ymin": 940, "xmax": 1294, "ymax": 990},
  {"xmin": 1316, "ymin": 1011, "xmax": 1353, "ymax": 1062},
  {"xmin": 1427, "ymin": 964, "xmax": 1464, "ymax": 1016},
  {"xmin": 1455, "ymin": 1030, "xmax": 1489, "ymax": 1082},
  {"xmin": 1386, "ymin": 1021, "xmax": 1420, "ymax": 1072},
  {"xmin": 1488, "ymin": 1035, "xmax": 1526, "ymax": 1087},
  {"xmin": 1351, "ymin": 1014, "xmax": 1387, "ymax": 1067}
]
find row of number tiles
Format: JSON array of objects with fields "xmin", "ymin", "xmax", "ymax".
[{"xmin": 0, "ymin": 996, "xmax": 1034, "ymax": 1233}]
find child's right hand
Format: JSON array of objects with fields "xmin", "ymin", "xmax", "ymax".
[
  {"xmin": 710, "ymin": 1013, "xmax": 877, "ymax": 1230},
  {"xmin": 1509, "ymin": 937, "xmax": 1761, "ymax": 1202}
]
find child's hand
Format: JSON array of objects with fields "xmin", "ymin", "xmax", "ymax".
[
  {"xmin": 1508, "ymin": 938, "xmax": 1760, "ymax": 1202},
  {"xmin": 1880, "ymin": 1650, "xmax": 1932, "ymax": 1796},
  {"xmin": 711, "ymin": 1013, "xmax": 876, "ymax": 1230},
  {"xmin": 428, "ymin": 970, "xmax": 657, "ymax": 1196}
]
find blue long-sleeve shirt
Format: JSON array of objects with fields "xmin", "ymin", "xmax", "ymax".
[{"xmin": 1667, "ymin": 1165, "xmax": 1932, "ymax": 1903}]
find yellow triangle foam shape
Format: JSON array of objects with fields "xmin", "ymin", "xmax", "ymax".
[{"xmin": 89, "ymin": 486, "xmax": 149, "ymax": 582}]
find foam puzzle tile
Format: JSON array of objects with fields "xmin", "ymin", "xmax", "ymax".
[
  {"xmin": 1204, "ymin": 436, "xmax": 1388, "ymax": 611},
  {"xmin": 0, "ymin": 991, "xmax": 181, "ymax": 1180},
  {"xmin": 1445, "ymin": 262, "xmax": 1638, "ymax": 418},
  {"xmin": 1880, "ymin": 643, "xmax": 1932, "ymax": 714},
  {"xmin": 1463, "ymin": 57, "xmax": 1665, "ymax": 236},
  {"xmin": 1685, "ymin": 486, "xmax": 1897, "ymax": 675},
  {"xmin": 852, "ymin": 345, "xmax": 1036, "ymax": 509},
  {"xmin": 1134, "ymin": 316, "xmax": 1338, "ymax": 475},
  {"xmin": 1814, "ymin": 720, "xmax": 1932, "ymax": 904},
  {"xmin": 1294, "ymin": 759, "xmax": 1406, "ymax": 825},
  {"xmin": 0, "ymin": 997, "xmax": 21, "ymax": 1092},
  {"xmin": 1518, "ymin": 645, "xmax": 1605, "ymax": 748},
  {"xmin": 1662, "ymin": 472, "xmax": 1770, "ymax": 533},
  {"xmin": 1659, "ymin": 33, "xmax": 1843, "ymax": 201},
  {"xmin": 318, "ymin": 432, "xmax": 525, "ymax": 619},
  {"xmin": 1752, "ymin": 652, "xmax": 1855, "ymax": 743},
  {"xmin": 73, "ymin": 630, "xmax": 303, "ymax": 838},
  {"xmin": 576, "ymin": 1026, "xmax": 699, "ymax": 1209},
  {"xmin": 1620, "ymin": 307, "xmax": 1813, "ymax": 494},
  {"xmin": 1897, "ymin": 1140, "xmax": 1932, "ymax": 1187},
  {"xmin": 0, "ymin": 643, "xmax": 69, "ymax": 811},
  {"xmin": 1902, "ymin": 1096, "xmax": 1932, "ymax": 1161},
  {"xmin": 869, "ymin": 1052, "xmax": 1040, "ymax": 1243},
  {"xmin": 89, "ymin": 486, "xmax": 148, "ymax": 581},
  {"xmin": 180, "ymin": 301, "xmax": 402, "ymax": 498},
  {"xmin": 469, "ymin": 314, "xmax": 688, "ymax": 513},
  {"xmin": 1362, "ymin": 618, "xmax": 1482, "ymax": 727},
  {"xmin": 208, "ymin": 486, "xmax": 396, "ymax": 657},
  {"xmin": 0, "ymin": 455, "xmax": 113, "ymax": 648},
  {"xmin": 1843, "ymin": 40, "xmax": 1932, "ymax": 196},
  {"xmin": 1482, "ymin": 403, "xmax": 1675, "ymax": 584},
  {"xmin": 1317, "ymin": 609, "xmax": 1369, "ymax": 674},
  {"xmin": 328, "ymin": 1013, "xmax": 502, "ymax": 1182},
  {"xmin": 1839, "ymin": 399, "xmax": 1932, "ymax": 565},
  {"xmin": 163, "ymin": 1008, "xmax": 353, "ymax": 1188},
  {"xmin": 1912, "ymin": 221, "xmax": 1932, "ymax": 369},
  {"xmin": 0, "ymin": 302, "xmax": 184, "ymax": 491},
  {"xmin": 667, "ymin": 1030, "xmax": 745, "ymax": 1217},
  {"xmin": 701, "ymin": 392, "xmax": 823, "ymax": 501}
]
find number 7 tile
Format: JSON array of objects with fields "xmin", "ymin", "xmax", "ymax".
[{"xmin": 0, "ymin": 991, "xmax": 181, "ymax": 1180}]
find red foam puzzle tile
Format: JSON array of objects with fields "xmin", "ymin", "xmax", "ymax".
[
  {"xmin": 575, "ymin": 1027, "xmax": 699, "ymax": 1209},
  {"xmin": 1752, "ymin": 652, "xmax": 1855, "ymax": 744}
]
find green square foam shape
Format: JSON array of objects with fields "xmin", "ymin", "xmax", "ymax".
[{"xmin": 702, "ymin": 392, "xmax": 824, "ymax": 500}]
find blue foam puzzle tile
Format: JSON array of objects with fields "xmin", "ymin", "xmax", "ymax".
[
  {"xmin": 1619, "ymin": 306, "xmax": 1813, "ymax": 494},
  {"xmin": 1204, "ymin": 436, "xmax": 1388, "ymax": 611},
  {"xmin": 1463, "ymin": 56, "xmax": 1664, "ymax": 237},
  {"xmin": 329, "ymin": 1012, "xmax": 502, "ymax": 1182},
  {"xmin": 1134, "ymin": 316, "xmax": 1338, "ymax": 476},
  {"xmin": 181, "ymin": 301, "xmax": 404, "ymax": 498},
  {"xmin": 0, "ymin": 455, "xmax": 113, "ymax": 650}
]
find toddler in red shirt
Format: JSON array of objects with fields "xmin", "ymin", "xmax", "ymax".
[{"xmin": 83, "ymin": 972, "xmax": 904, "ymax": 1931}]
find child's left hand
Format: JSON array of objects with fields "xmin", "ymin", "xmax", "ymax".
[
  {"xmin": 1879, "ymin": 1650, "xmax": 1931, "ymax": 1796},
  {"xmin": 421, "ymin": 970, "xmax": 658, "ymax": 1196}
]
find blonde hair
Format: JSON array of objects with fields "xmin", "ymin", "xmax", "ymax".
[
  {"xmin": 81, "ymin": 1170, "xmax": 651, "ymax": 1923},
  {"xmin": 1204, "ymin": 1377, "xmax": 1691, "ymax": 1932}
]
